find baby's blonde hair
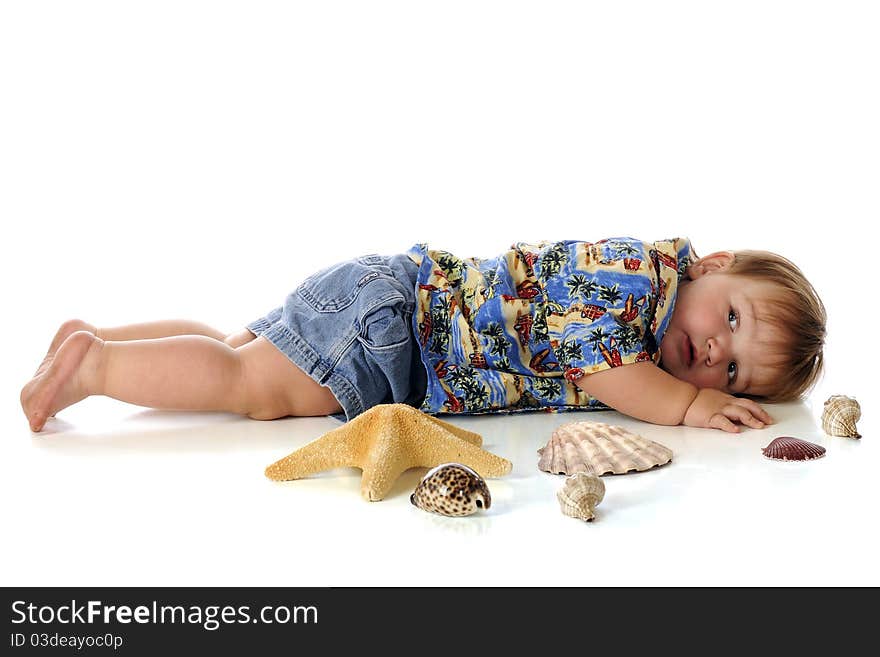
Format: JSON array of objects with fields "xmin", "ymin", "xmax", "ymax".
[{"xmin": 728, "ymin": 250, "xmax": 826, "ymax": 401}]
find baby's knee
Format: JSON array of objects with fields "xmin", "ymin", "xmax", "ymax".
[{"xmin": 59, "ymin": 318, "xmax": 96, "ymax": 337}]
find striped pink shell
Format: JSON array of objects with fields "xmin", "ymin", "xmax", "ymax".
[{"xmin": 761, "ymin": 436, "xmax": 826, "ymax": 462}]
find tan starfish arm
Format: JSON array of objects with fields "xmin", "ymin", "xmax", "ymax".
[
  {"xmin": 419, "ymin": 412, "xmax": 484, "ymax": 446},
  {"xmin": 264, "ymin": 423, "xmax": 366, "ymax": 481}
]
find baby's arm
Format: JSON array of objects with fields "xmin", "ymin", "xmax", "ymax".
[{"xmin": 574, "ymin": 362, "xmax": 773, "ymax": 432}]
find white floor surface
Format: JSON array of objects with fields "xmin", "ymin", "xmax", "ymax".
[{"xmin": 2, "ymin": 345, "xmax": 875, "ymax": 587}]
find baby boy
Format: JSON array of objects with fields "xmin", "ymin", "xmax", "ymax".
[{"xmin": 21, "ymin": 237, "xmax": 826, "ymax": 433}]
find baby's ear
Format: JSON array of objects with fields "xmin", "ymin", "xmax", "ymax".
[{"xmin": 687, "ymin": 251, "xmax": 735, "ymax": 279}]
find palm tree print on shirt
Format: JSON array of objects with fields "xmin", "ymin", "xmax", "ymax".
[
  {"xmin": 537, "ymin": 243, "xmax": 569, "ymax": 281},
  {"xmin": 566, "ymin": 273, "xmax": 598, "ymax": 301}
]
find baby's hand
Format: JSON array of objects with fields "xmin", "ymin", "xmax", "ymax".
[{"xmin": 682, "ymin": 388, "xmax": 774, "ymax": 433}]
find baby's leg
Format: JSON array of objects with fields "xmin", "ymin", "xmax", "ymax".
[
  {"xmin": 94, "ymin": 320, "xmax": 256, "ymax": 347},
  {"xmin": 36, "ymin": 319, "xmax": 255, "ymax": 376},
  {"xmin": 21, "ymin": 332, "xmax": 341, "ymax": 432},
  {"xmin": 96, "ymin": 320, "xmax": 229, "ymax": 342}
]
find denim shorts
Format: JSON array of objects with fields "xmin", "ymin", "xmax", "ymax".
[{"xmin": 247, "ymin": 253, "xmax": 427, "ymax": 421}]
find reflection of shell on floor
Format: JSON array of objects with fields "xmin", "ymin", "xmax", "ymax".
[
  {"xmin": 761, "ymin": 436, "xmax": 826, "ymax": 462},
  {"xmin": 557, "ymin": 473, "xmax": 605, "ymax": 522},
  {"xmin": 821, "ymin": 395, "xmax": 861, "ymax": 439},
  {"xmin": 537, "ymin": 421, "xmax": 673, "ymax": 476}
]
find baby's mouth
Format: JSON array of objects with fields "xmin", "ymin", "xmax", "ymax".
[{"xmin": 684, "ymin": 335, "xmax": 695, "ymax": 368}]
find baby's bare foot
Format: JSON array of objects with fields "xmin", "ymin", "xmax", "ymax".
[
  {"xmin": 21, "ymin": 331, "xmax": 102, "ymax": 432},
  {"xmin": 34, "ymin": 319, "xmax": 97, "ymax": 378}
]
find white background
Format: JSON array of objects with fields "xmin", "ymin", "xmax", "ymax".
[{"xmin": 1, "ymin": 1, "xmax": 877, "ymax": 586}]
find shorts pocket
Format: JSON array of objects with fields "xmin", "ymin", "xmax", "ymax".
[{"xmin": 357, "ymin": 300, "xmax": 413, "ymax": 352}]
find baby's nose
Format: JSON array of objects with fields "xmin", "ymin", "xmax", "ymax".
[{"xmin": 706, "ymin": 337, "xmax": 726, "ymax": 365}]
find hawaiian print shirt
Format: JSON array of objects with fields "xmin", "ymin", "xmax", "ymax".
[{"xmin": 407, "ymin": 237, "xmax": 695, "ymax": 415}]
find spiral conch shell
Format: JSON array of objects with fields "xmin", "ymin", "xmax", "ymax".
[
  {"xmin": 557, "ymin": 473, "xmax": 605, "ymax": 522},
  {"xmin": 821, "ymin": 395, "xmax": 861, "ymax": 439}
]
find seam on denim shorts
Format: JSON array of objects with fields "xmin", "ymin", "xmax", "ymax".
[
  {"xmin": 247, "ymin": 308, "xmax": 283, "ymax": 336},
  {"xmin": 246, "ymin": 317, "xmax": 272, "ymax": 335}
]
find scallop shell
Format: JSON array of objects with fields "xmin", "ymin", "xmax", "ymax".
[
  {"xmin": 410, "ymin": 463, "xmax": 491, "ymax": 517},
  {"xmin": 557, "ymin": 473, "xmax": 605, "ymax": 522},
  {"xmin": 537, "ymin": 421, "xmax": 673, "ymax": 476},
  {"xmin": 821, "ymin": 395, "xmax": 861, "ymax": 439},
  {"xmin": 761, "ymin": 436, "xmax": 826, "ymax": 462}
]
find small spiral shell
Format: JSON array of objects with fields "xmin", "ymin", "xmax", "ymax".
[
  {"xmin": 557, "ymin": 473, "xmax": 605, "ymax": 522},
  {"xmin": 821, "ymin": 395, "xmax": 861, "ymax": 439}
]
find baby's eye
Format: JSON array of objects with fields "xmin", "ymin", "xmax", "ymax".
[
  {"xmin": 727, "ymin": 361, "xmax": 738, "ymax": 384},
  {"xmin": 728, "ymin": 309, "xmax": 738, "ymax": 330}
]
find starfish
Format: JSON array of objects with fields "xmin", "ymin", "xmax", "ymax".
[{"xmin": 265, "ymin": 403, "xmax": 513, "ymax": 501}]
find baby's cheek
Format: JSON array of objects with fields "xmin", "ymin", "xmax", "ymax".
[
  {"xmin": 696, "ymin": 369, "xmax": 725, "ymax": 390},
  {"xmin": 681, "ymin": 367, "xmax": 722, "ymax": 390}
]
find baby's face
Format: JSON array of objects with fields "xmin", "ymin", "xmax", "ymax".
[{"xmin": 659, "ymin": 271, "xmax": 784, "ymax": 396}]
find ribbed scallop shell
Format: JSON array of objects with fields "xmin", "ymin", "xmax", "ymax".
[
  {"xmin": 821, "ymin": 395, "xmax": 861, "ymax": 439},
  {"xmin": 557, "ymin": 473, "xmax": 605, "ymax": 522},
  {"xmin": 761, "ymin": 436, "xmax": 826, "ymax": 461},
  {"xmin": 410, "ymin": 463, "xmax": 491, "ymax": 517},
  {"xmin": 537, "ymin": 421, "xmax": 673, "ymax": 476}
]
